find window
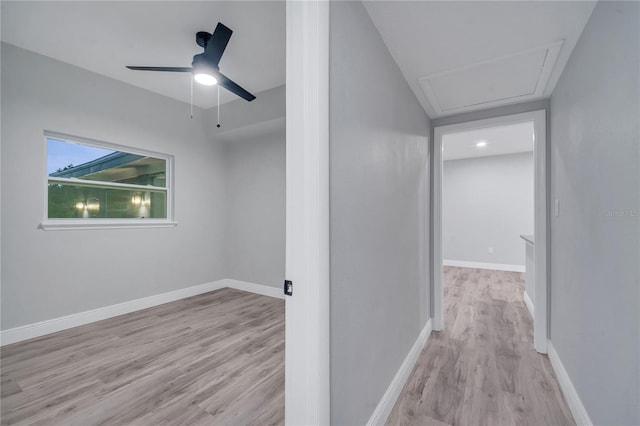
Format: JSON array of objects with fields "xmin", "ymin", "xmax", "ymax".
[{"xmin": 43, "ymin": 132, "xmax": 175, "ymax": 230}]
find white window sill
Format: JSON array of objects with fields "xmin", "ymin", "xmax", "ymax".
[{"xmin": 39, "ymin": 220, "xmax": 178, "ymax": 231}]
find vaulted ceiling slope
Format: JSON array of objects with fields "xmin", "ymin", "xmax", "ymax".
[
  {"xmin": 0, "ymin": 1, "xmax": 285, "ymax": 109},
  {"xmin": 363, "ymin": 1, "xmax": 596, "ymax": 118}
]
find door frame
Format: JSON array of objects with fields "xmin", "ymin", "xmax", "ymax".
[
  {"xmin": 432, "ymin": 110, "xmax": 549, "ymax": 353},
  {"xmin": 285, "ymin": 1, "xmax": 331, "ymax": 425}
]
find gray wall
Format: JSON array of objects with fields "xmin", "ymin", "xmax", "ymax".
[
  {"xmin": 211, "ymin": 86, "xmax": 286, "ymax": 290},
  {"xmin": 1, "ymin": 43, "xmax": 227, "ymax": 329},
  {"xmin": 443, "ymin": 152, "xmax": 534, "ymax": 266},
  {"xmin": 221, "ymin": 126, "xmax": 285, "ymax": 288},
  {"xmin": 330, "ymin": 2, "xmax": 431, "ymax": 424},
  {"xmin": 549, "ymin": 2, "xmax": 639, "ymax": 425}
]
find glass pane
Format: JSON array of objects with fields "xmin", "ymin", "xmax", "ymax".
[
  {"xmin": 47, "ymin": 138, "xmax": 166, "ymax": 187},
  {"xmin": 48, "ymin": 181, "xmax": 166, "ymax": 219}
]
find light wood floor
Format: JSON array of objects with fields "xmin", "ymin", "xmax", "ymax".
[
  {"xmin": 1, "ymin": 288, "xmax": 285, "ymax": 426},
  {"xmin": 387, "ymin": 266, "xmax": 574, "ymax": 426}
]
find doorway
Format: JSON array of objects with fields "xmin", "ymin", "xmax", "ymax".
[{"xmin": 433, "ymin": 110, "xmax": 548, "ymax": 353}]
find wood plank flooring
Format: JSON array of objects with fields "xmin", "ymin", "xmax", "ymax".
[
  {"xmin": 1, "ymin": 288, "xmax": 285, "ymax": 426},
  {"xmin": 387, "ymin": 266, "xmax": 574, "ymax": 426}
]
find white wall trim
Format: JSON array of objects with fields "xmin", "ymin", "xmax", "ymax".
[
  {"xmin": 40, "ymin": 220, "xmax": 178, "ymax": 231},
  {"xmin": 432, "ymin": 117, "xmax": 445, "ymax": 332},
  {"xmin": 0, "ymin": 279, "xmax": 282, "ymax": 346},
  {"xmin": 531, "ymin": 109, "xmax": 548, "ymax": 354},
  {"xmin": 443, "ymin": 259, "xmax": 525, "ymax": 273},
  {"xmin": 367, "ymin": 319, "xmax": 433, "ymax": 426},
  {"xmin": 219, "ymin": 279, "xmax": 285, "ymax": 300},
  {"xmin": 548, "ymin": 341, "xmax": 593, "ymax": 426},
  {"xmin": 285, "ymin": 1, "xmax": 331, "ymax": 424},
  {"xmin": 523, "ymin": 291, "xmax": 535, "ymax": 318}
]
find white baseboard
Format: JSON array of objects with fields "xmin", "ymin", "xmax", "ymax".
[
  {"xmin": 443, "ymin": 259, "xmax": 526, "ymax": 273},
  {"xmin": 523, "ymin": 291, "xmax": 535, "ymax": 318},
  {"xmin": 219, "ymin": 279, "xmax": 284, "ymax": 300},
  {"xmin": 367, "ymin": 319, "xmax": 433, "ymax": 426},
  {"xmin": 547, "ymin": 341, "xmax": 593, "ymax": 426},
  {"xmin": 0, "ymin": 279, "xmax": 282, "ymax": 346}
]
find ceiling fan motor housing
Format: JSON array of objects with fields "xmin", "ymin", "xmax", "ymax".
[
  {"xmin": 192, "ymin": 53, "xmax": 219, "ymax": 75},
  {"xmin": 195, "ymin": 31, "xmax": 212, "ymax": 49}
]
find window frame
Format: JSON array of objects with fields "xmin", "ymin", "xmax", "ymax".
[{"xmin": 41, "ymin": 131, "xmax": 176, "ymax": 231}]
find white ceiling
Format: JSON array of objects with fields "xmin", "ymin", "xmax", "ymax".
[
  {"xmin": 2, "ymin": 1, "xmax": 595, "ymax": 117},
  {"xmin": 0, "ymin": 1, "xmax": 285, "ymax": 109},
  {"xmin": 363, "ymin": 1, "xmax": 596, "ymax": 118},
  {"xmin": 443, "ymin": 121, "xmax": 534, "ymax": 161}
]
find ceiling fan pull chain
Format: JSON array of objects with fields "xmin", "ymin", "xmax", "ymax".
[
  {"xmin": 190, "ymin": 77, "xmax": 194, "ymax": 119},
  {"xmin": 217, "ymin": 84, "xmax": 221, "ymax": 128}
]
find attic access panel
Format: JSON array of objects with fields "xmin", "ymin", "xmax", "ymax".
[{"xmin": 419, "ymin": 40, "xmax": 563, "ymax": 116}]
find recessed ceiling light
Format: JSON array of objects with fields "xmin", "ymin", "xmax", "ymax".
[{"xmin": 476, "ymin": 141, "xmax": 487, "ymax": 148}]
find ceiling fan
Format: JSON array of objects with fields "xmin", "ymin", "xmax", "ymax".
[{"xmin": 126, "ymin": 22, "xmax": 256, "ymax": 102}]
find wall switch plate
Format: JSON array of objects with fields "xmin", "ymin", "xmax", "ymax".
[
  {"xmin": 555, "ymin": 199, "xmax": 560, "ymax": 217},
  {"xmin": 488, "ymin": 247, "xmax": 494, "ymax": 254}
]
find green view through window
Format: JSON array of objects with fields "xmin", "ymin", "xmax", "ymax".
[{"xmin": 46, "ymin": 134, "xmax": 171, "ymax": 221}]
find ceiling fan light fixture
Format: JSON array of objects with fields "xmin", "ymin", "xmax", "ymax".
[
  {"xmin": 126, "ymin": 22, "xmax": 255, "ymax": 101},
  {"xmin": 194, "ymin": 72, "xmax": 217, "ymax": 86}
]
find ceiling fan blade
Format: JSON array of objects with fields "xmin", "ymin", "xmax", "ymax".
[
  {"xmin": 205, "ymin": 23, "xmax": 233, "ymax": 67},
  {"xmin": 217, "ymin": 72, "xmax": 256, "ymax": 102},
  {"xmin": 126, "ymin": 66, "xmax": 192, "ymax": 72}
]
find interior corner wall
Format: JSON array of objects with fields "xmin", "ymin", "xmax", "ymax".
[
  {"xmin": 204, "ymin": 85, "xmax": 286, "ymax": 138},
  {"xmin": 549, "ymin": 1, "xmax": 639, "ymax": 425},
  {"xmin": 329, "ymin": 2, "xmax": 431, "ymax": 424},
  {"xmin": 221, "ymin": 127, "xmax": 285, "ymax": 288},
  {"xmin": 443, "ymin": 152, "xmax": 534, "ymax": 267},
  {"xmin": 1, "ymin": 43, "xmax": 226, "ymax": 330}
]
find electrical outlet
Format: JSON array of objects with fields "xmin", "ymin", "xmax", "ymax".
[
  {"xmin": 488, "ymin": 247, "xmax": 494, "ymax": 254},
  {"xmin": 284, "ymin": 280, "xmax": 293, "ymax": 296}
]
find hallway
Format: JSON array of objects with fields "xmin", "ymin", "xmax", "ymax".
[{"xmin": 387, "ymin": 266, "xmax": 573, "ymax": 426}]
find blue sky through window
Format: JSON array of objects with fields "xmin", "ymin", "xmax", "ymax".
[{"xmin": 47, "ymin": 139, "xmax": 115, "ymax": 175}]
